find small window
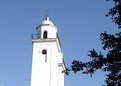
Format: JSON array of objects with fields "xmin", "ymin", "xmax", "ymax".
[
  {"xmin": 42, "ymin": 49, "xmax": 47, "ymax": 55},
  {"xmin": 42, "ymin": 49, "xmax": 47, "ymax": 62},
  {"xmin": 43, "ymin": 31, "xmax": 47, "ymax": 38}
]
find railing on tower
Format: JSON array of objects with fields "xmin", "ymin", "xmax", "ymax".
[
  {"xmin": 31, "ymin": 34, "xmax": 41, "ymax": 39},
  {"xmin": 31, "ymin": 33, "xmax": 61, "ymax": 45}
]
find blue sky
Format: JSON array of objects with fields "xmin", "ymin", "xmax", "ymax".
[{"xmin": 0, "ymin": 0, "xmax": 118, "ymax": 86}]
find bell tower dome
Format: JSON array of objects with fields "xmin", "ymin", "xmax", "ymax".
[{"xmin": 36, "ymin": 16, "xmax": 57, "ymax": 39}]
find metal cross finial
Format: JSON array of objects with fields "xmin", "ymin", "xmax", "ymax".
[
  {"xmin": 45, "ymin": 10, "xmax": 49, "ymax": 20},
  {"xmin": 45, "ymin": 16, "xmax": 49, "ymax": 21}
]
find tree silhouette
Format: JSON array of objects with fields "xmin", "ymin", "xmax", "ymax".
[{"xmin": 66, "ymin": 0, "xmax": 121, "ymax": 86}]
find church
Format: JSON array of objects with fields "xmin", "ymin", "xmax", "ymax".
[{"xmin": 30, "ymin": 17, "xmax": 66, "ymax": 86}]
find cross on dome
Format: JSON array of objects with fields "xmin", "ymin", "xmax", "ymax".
[
  {"xmin": 41, "ymin": 16, "xmax": 54, "ymax": 25},
  {"xmin": 45, "ymin": 16, "xmax": 50, "ymax": 21}
]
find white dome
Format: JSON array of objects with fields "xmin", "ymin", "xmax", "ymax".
[{"xmin": 41, "ymin": 17, "xmax": 54, "ymax": 26}]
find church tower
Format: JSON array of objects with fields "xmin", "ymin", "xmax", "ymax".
[{"xmin": 30, "ymin": 17, "xmax": 65, "ymax": 86}]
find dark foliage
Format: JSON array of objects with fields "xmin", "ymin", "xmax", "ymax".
[
  {"xmin": 67, "ymin": 0, "xmax": 121, "ymax": 86},
  {"xmin": 106, "ymin": 0, "xmax": 121, "ymax": 28}
]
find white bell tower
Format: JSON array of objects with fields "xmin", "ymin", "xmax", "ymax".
[{"xmin": 30, "ymin": 17, "xmax": 65, "ymax": 86}]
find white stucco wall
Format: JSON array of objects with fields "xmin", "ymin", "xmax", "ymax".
[
  {"xmin": 31, "ymin": 40, "xmax": 65, "ymax": 86},
  {"xmin": 30, "ymin": 17, "xmax": 65, "ymax": 86}
]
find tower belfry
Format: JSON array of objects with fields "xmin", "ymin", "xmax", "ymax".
[{"xmin": 30, "ymin": 17, "xmax": 65, "ymax": 86}]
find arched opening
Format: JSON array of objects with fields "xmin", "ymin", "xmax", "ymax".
[{"xmin": 43, "ymin": 31, "xmax": 47, "ymax": 38}]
